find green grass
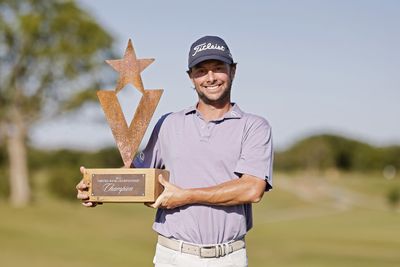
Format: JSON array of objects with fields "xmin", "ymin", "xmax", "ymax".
[{"xmin": 1, "ymin": 173, "xmax": 400, "ymax": 267}]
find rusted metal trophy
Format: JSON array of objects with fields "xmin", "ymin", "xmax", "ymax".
[{"xmin": 83, "ymin": 39, "xmax": 169, "ymax": 203}]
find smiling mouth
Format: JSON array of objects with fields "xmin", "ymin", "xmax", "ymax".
[{"xmin": 204, "ymin": 84, "xmax": 222, "ymax": 90}]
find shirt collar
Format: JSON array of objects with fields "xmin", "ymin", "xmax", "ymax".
[
  {"xmin": 184, "ymin": 105, "xmax": 197, "ymax": 115},
  {"xmin": 224, "ymin": 103, "xmax": 243, "ymax": 119},
  {"xmin": 184, "ymin": 103, "xmax": 243, "ymax": 120}
]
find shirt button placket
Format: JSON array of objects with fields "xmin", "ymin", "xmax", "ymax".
[{"xmin": 200, "ymin": 122, "xmax": 213, "ymax": 142}]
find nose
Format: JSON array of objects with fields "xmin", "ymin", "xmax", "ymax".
[{"xmin": 206, "ymin": 70, "xmax": 216, "ymax": 82}]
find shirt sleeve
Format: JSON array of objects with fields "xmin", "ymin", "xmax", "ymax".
[
  {"xmin": 234, "ymin": 117, "xmax": 274, "ymax": 191},
  {"xmin": 131, "ymin": 114, "xmax": 169, "ymax": 169}
]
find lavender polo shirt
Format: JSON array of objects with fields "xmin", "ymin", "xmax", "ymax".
[{"xmin": 133, "ymin": 103, "xmax": 273, "ymax": 245}]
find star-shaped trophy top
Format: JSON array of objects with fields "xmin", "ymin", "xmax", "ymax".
[{"xmin": 106, "ymin": 39, "xmax": 154, "ymax": 94}]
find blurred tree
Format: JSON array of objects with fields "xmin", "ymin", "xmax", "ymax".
[{"xmin": 0, "ymin": 0, "xmax": 114, "ymax": 206}]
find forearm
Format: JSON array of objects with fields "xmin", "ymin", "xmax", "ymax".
[{"xmin": 184, "ymin": 175, "xmax": 266, "ymax": 206}]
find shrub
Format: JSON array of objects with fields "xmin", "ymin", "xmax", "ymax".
[
  {"xmin": 47, "ymin": 166, "xmax": 82, "ymax": 201},
  {"xmin": 387, "ymin": 187, "xmax": 400, "ymax": 209}
]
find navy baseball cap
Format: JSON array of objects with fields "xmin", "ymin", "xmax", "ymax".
[{"xmin": 188, "ymin": 36, "xmax": 234, "ymax": 69}]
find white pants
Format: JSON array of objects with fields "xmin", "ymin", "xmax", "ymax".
[{"xmin": 153, "ymin": 243, "xmax": 248, "ymax": 267}]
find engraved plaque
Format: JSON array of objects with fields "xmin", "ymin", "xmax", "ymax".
[
  {"xmin": 84, "ymin": 168, "xmax": 169, "ymax": 203},
  {"xmin": 81, "ymin": 39, "xmax": 168, "ymax": 203},
  {"xmin": 91, "ymin": 174, "xmax": 145, "ymax": 197}
]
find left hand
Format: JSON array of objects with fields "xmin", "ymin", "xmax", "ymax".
[{"xmin": 150, "ymin": 174, "xmax": 189, "ymax": 209}]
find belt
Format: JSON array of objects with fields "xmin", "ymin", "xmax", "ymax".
[{"xmin": 157, "ymin": 235, "xmax": 246, "ymax": 258}]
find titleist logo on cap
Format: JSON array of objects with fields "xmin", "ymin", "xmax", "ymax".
[
  {"xmin": 188, "ymin": 36, "xmax": 233, "ymax": 68},
  {"xmin": 192, "ymin": 42, "xmax": 225, "ymax": 56}
]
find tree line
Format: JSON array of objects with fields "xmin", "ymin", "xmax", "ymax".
[
  {"xmin": 0, "ymin": 134, "xmax": 399, "ymax": 201},
  {"xmin": 274, "ymin": 134, "xmax": 400, "ymax": 172},
  {"xmin": 0, "ymin": 146, "xmax": 121, "ymax": 201}
]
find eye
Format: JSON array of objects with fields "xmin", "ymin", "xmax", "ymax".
[
  {"xmin": 214, "ymin": 65, "xmax": 227, "ymax": 73},
  {"xmin": 193, "ymin": 68, "xmax": 206, "ymax": 77}
]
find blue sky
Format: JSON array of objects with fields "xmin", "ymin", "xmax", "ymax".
[{"xmin": 31, "ymin": 0, "xmax": 400, "ymax": 151}]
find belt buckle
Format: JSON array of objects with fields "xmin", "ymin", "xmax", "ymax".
[
  {"xmin": 199, "ymin": 244, "xmax": 227, "ymax": 258},
  {"xmin": 199, "ymin": 246, "xmax": 216, "ymax": 258}
]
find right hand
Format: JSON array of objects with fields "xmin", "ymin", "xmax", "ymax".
[
  {"xmin": 150, "ymin": 174, "xmax": 188, "ymax": 209},
  {"xmin": 76, "ymin": 166, "xmax": 102, "ymax": 207}
]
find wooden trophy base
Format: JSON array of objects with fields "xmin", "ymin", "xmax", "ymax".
[{"xmin": 83, "ymin": 168, "xmax": 169, "ymax": 203}]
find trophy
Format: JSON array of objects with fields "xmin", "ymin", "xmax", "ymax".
[{"xmin": 82, "ymin": 39, "xmax": 169, "ymax": 203}]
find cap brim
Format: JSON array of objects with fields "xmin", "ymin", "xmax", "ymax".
[{"xmin": 189, "ymin": 55, "xmax": 233, "ymax": 68}]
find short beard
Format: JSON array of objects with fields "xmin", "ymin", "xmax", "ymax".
[{"xmin": 195, "ymin": 80, "xmax": 233, "ymax": 107}]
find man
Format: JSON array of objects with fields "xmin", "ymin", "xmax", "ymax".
[{"xmin": 77, "ymin": 36, "xmax": 273, "ymax": 267}]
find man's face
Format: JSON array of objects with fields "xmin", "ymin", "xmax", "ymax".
[{"xmin": 188, "ymin": 60, "xmax": 236, "ymax": 106}]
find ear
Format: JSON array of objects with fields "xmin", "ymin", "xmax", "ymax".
[
  {"xmin": 230, "ymin": 63, "xmax": 237, "ymax": 80},
  {"xmin": 187, "ymin": 69, "xmax": 195, "ymax": 85}
]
